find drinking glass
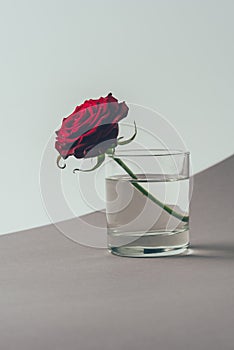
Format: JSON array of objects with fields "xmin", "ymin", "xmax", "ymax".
[{"xmin": 105, "ymin": 149, "xmax": 190, "ymax": 257}]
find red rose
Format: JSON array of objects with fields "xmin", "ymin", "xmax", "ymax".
[{"xmin": 55, "ymin": 93, "xmax": 129, "ymax": 159}]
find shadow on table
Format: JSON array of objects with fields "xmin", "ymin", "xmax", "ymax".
[{"xmin": 174, "ymin": 243, "xmax": 234, "ymax": 261}]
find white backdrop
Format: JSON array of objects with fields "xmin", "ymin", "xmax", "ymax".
[{"xmin": 1, "ymin": 0, "xmax": 234, "ymax": 235}]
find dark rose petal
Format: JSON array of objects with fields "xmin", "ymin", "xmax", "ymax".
[{"xmin": 55, "ymin": 93, "xmax": 128, "ymax": 159}]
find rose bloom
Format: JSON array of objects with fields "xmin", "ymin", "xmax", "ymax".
[{"xmin": 55, "ymin": 93, "xmax": 129, "ymax": 159}]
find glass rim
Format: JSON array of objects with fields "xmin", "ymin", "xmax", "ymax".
[{"xmin": 113, "ymin": 148, "xmax": 190, "ymax": 157}]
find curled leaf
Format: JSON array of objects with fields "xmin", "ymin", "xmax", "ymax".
[
  {"xmin": 57, "ymin": 155, "xmax": 66, "ymax": 169},
  {"xmin": 118, "ymin": 121, "xmax": 137, "ymax": 146},
  {"xmin": 73, "ymin": 154, "xmax": 105, "ymax": 174}
]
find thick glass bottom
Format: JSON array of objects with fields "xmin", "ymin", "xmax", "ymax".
[
  {"xmin": 109, "ymin": 244, "xmax": 189, "ymax": 257},
  {"xmin": 108, "ymin": 229, "xmax": 189, "ymax": 257}
]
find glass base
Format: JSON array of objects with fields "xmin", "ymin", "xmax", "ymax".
[
  {"xmin": 109, "ymin": 244, "xmax": 189, "ymax": 257},
  {"xmin": 108, "ymin": 229, "xmax": 190, "ymax": 257}
]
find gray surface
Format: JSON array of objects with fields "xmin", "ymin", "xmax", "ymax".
[{"xmin": 1, "ymin": 156, "xmax": 234, "ymax": 350}]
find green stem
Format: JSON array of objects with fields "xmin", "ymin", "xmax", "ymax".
[{"xmin": 112, "ymin": 156, "xmax": 189, "ymax": 223}]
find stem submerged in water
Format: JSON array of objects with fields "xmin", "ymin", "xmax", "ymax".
[{"xmin": 112, "ymin": 156, "xmax": 189, "ymax": 223}]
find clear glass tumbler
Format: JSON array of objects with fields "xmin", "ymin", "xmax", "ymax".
[{"xmin": 105, "ymin": 149, "xmax": 190, "ymax": 257}]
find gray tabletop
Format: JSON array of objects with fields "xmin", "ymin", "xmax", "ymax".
[{"xmin": 1, "ymin": 156, "xmax": 234, "ymax": 350}]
